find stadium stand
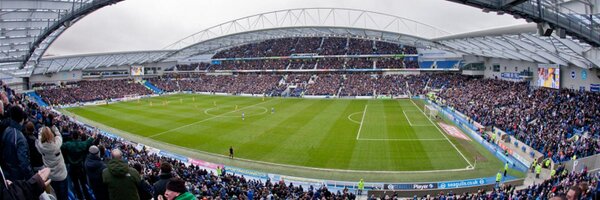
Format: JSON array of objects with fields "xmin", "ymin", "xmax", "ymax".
[
  {"xmin": 340, "ymin": 74, "xmax": 378, "ymax": 96},
  {"xmin": 19, "ymin": 72, "xmax": 600, "ymax": 199},
  {"xmin": 1, "ymin": 81, "xmax": 359, "ymax": 199},
  {"xmin": 436, "ymin": 78, "xmax": 600, "ymax": 162},
  {"xmin": 211, "ymin": 37, "xmax": 417, "ymax": 59},
  {"xmin": 376, "ymin": 58, "xmax": 404, "ymax": 69},
  {"xmin": 345, "ymin": 58, "xmax": 374, "ymax": 69},
  {"xmin": 36, "ymin": 79, "xmax": 153, "ymax": 106},
  {"xmin": 35, "ymin": 72, "xmax": 600, "ymax": 164},
  {"xmin": 316, "ymin": 58, "xmax": 345, "ymax": 70}
]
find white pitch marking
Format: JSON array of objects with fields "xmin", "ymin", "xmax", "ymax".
[
  {"xmin": 410, "ymin": 99, "xmax": 474, "ymax": 168},
  {"xmin": 148, "ymin": 99, "xmax": 275, "ymax": 138},
  {"xmin": 355, "ymin": 104, "xmax": 368, "ymax": 140}
]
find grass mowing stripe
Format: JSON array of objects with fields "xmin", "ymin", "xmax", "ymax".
[
  {"xmin": 266, "ymin": 100, "xmax": 345, "ymax": 166},
  {"xmin": 410, "ymin": 99, "xmax": 474, "ymax": 168},
  {"xmin": 66, "ymin": 94, "xmax": 480, "ymax": 172},
  {"xmin": 386, "ymin": 101, "xmax": 432, "ymax": 170},
  {"xmin": 81, "ymin": 106, "xmax": 183, "ymax": 135},
  {"xmin": 148, "ymin": 98, "xmax": 277, "ymax": 138},
  {"xmin": 156, "ymin": 98, "xmax": 315, "ymax": 161}
]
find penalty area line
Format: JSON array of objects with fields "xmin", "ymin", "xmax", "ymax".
[
  {"xmin": 410, "ymin": 99, "xmax": 474, "ymax": 169},
  {"xmin": 402, "ymin": 110, "xmax": 414, "ymax": 126},
  {"xmin": 355, "ymin": 104, "xmax": 368, "ymax": 140}
]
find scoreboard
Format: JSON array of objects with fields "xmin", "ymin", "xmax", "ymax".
[{"xmin": 130, "ymin": 66, "xmax": 144, "ymax": 76}]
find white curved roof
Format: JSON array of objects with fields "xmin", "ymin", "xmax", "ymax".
[
  {"xmin": 33, "ymin": 50, "xmax": 173, "ymax": 74},
  {"xmin": 434, "ymin": 24, "xmax": 595, "ymax": 68},
  {"xmin": 3, "ymin": 6, "xmax": 598, "ymax": 76},
  {"xmin": 0, "ymin": 0, "xmax": 121, "ymax": 76},
  {"xmin": 161, "ymin": 8, "xmax": 450, "ymax": 62}
]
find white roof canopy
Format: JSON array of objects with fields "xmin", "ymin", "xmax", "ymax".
[
  {"xmin": 2, "ymin": 5, "xmax": 598, "ymax": 76},
  {"xmin": 33, "ymin": 50, "xmax": 173, "ymax": 74},
  {"xmin": 0, "ymin": 0, "xmax": 122, "ymax": 76}
]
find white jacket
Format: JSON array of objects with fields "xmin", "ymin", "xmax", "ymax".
[{"xmin": 35, "ymin": 126, "xmax": 67, "ymax": 181}]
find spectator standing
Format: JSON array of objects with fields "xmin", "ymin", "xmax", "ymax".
[
  {"xmin": 102, "ymin": 149, "xmax": 141, "ymax": 200},
  {"xmin": 153, "ymin": 163, "xmax": 173, "ymax": 200},
  {"xmin": 133, "ymin": 163, "xmax": 153, "ymax": 200},
  {"xmin": 1, "ymin": 106, "xmax": 33, "ymax": 181},
  {"xmin": 61, "ymin": 130, "xmax": 95, "ymax": 200},
  {"xmin": 23, "ymin": 122, "xmax": 43, "ymax": 172},
  {"xmin": 35, "ymin": 126, "xmax": 68, "ymax": 200},
  {"xmin": 85, "ymin": 145, "xmax": 108, "ymax": 200}
]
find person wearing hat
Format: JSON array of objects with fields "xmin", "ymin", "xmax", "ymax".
[
  {"xmin": 85, "ymin": 145, "xmax": 108, "ymax": 200},
  {"xmin": 36, "ymin": 125, "xmax": 68, "ymax": 200},
  {"xmin": 161, "ymin": 178, "xmax": 196, "ymax": 200}
]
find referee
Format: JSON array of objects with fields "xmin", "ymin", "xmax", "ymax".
[{"xmin": 229, "ymin": 146, "xmax": 234, "ymax": 159}]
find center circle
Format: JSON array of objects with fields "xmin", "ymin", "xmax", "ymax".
[{"xmin": 204, "ymin": 105, "xmax": 268, "ymax": 117}]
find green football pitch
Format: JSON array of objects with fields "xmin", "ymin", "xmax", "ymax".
[{"xmin": 64, "ymin": 94, "xmax": 513, "ymax": 181}]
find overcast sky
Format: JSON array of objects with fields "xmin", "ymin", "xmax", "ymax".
[{"xmin": 45, "ymin": 0, "xmax": 528, "ymax": 56}]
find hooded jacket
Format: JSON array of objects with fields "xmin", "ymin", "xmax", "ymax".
[
  {"xmin": 174, "ymin": 192, "xmax": 197, "ymax": 200},
  {"xmin": 102, "ymin": 159, "xmax": 141, "ymax": 200},
  {"xmin": 35, "ymin": 126, "xmax": 67, "ymax": 181}
]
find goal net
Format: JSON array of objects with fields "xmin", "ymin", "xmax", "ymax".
[{"xmin": 423, "ymin": 105, "xmax": 438, "ymax": 120}]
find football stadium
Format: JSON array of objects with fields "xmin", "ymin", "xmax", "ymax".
[{"xmin": 0, "ymin": 0, "xmax": 599, "ymax": 199}]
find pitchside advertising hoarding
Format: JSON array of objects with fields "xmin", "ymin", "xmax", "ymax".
[
  {"xmin": 437, "ymin": 178, "xmax": 488, "ymax": 189},
  {"xmin": 383, "ymin": 183, "xmax": 438, "ymax": 190}
]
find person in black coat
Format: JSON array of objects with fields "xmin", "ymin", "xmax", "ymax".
[
  {"xmin": 153, "ymin": 162, "xmax": 174, "ymax": 200},
  {"xmin": 84, "ymin": 145, "xmax": 108, "ymax": 200},
  {"xmin": 23, "ymin": 122, "xmax": 43, "ymax": 171},
  {"xmin": 1, "ymin": 106, "xmax": 33, "ymax": 181}
]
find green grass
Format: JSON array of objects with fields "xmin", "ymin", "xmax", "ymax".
[{"xmin": 63, "ymin": 94, "xmax": 516, "ymax": 181}]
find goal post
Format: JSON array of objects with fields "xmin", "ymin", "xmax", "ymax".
[{"xmin": 423, "ymin": 105, "xmax": 438, "ymax": 120}]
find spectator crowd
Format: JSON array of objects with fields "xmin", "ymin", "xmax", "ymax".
[
  {"xmin": 3, "ymin": 80, "xmax": 358, "ymax": 200},
  {"xmin": 26, "ymin": 71, "xmax": 600, "ymax": 199},
  {"xmin": 37, "ymin": 79, "xmax": 152, "ymax": 106},
  {"xmin": 212, "ymin": 36, "xmax": 415, "ymax": 58}
]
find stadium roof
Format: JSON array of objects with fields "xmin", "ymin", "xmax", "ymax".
[
  {"xmin": 3, "ymin": 5, "xmax": 600, "ymax": 76},
  {"xmin": 434, "ymin": 24, "xmax": 596, "ymax": 68},
  {"xmin": 0, "ymin": 0, "xmax": 122, "ymax": 76},
  {"xmin": 161, "ymin": 8, "xmax": 451, "ymax": 62},
  {"xmin": 33, "ymin": 50, "xmax": 173, "ymax": 74}
]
